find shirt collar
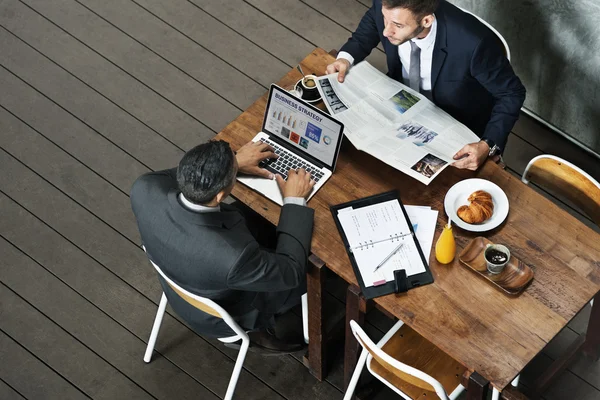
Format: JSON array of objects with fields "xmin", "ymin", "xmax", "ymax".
[
  {"xmin": 179, "ymin": 193, "xmax": 221, "ymax": 213},
  {"xmin": 410, "ymin": 16, "xmax": 437, "ymax": 51}
]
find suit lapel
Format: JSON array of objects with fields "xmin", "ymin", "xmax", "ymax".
[
  {"xmin": 386, "ymin": 41, "xmax": 403, "ymax": 81},
  {"xmin": 431, "ymin": 12, "xmax": 448, "ymax": 91},
  {"xmin": 219, "ymin": 203, "xmax": 245, "ymax": 228},
  {"xmin": 375, "ymin": 2, "xmax": 403, "ymax": 81}
]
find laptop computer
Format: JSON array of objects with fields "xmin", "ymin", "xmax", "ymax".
[{"xmin": 237, "ymin": 84, "xmax": 344, "ymax": 205}]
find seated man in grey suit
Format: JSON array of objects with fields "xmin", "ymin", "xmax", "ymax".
[{"xmin": 131, "ymin": 139, "xmax": 315, "ymax": 354}]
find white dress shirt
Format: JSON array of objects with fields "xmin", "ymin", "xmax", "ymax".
[
  {"xmin": 179, "ymin": 193, "xmax": 221, "ymax": 212},
  {"xmin": 179, "ymin": 193, "xmax": 306, "ymax": 211},
  {"xmin": 398, "ymin": 17, "xmax": 437, "ymax": 93},
  {"xmin": 338, "ymin": 17, "xmax": 438, "ymax": 95}
]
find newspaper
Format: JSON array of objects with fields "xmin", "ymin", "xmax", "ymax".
[{"xmin": 315, "ymin": 61, "xmax": 480, "ymax": 185}]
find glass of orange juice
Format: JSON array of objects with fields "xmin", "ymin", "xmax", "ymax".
[{"xmin": 435, "ymin": 218, "xmax": 456, "ymax": 264}]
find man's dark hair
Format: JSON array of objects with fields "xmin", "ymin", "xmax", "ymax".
[
  {"xmin": 382, "ymin": 0, "xmax": 439, "ymax": 21},
  {"xmin": 177, "ymin": 140, "xmax": 236, "ymax": 205}
]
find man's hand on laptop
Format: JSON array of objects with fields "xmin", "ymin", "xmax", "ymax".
[
  {"xmin": 236, "ymin": 140, "xmax": 277, "ymax": 179},
  {"xmin": 326, "ymin": 59, "xmax": 351, "ymax": 83},
  {"xmin": 276, "ymin": 168, "xmax": 316, "ymax": 199},
  {"xmin": 451, "ymin": 141, "xmax": 489, "ymax": 170}
]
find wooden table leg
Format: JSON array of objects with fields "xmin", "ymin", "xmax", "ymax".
[
  {"xmin": 344, "ymin": 284, "xmax": 367, "ymax": 394},
  {"xmin": 304, "ymin": 254, "xmax": 326, "ymax": 381},
  {"xmin": 501, "ymin": 385, "xmax": 530, "ymax": 400},
  {"xmin": 583, "ymin": 292, "xmax": 600, "ymax": 360},
  {"xmin": 467, "ymin": 372, "xmax": 489, "ymax": 400}
]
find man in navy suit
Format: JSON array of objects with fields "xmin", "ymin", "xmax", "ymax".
[{"xmin": 327, "ymin": 0, "xmax": 526, "ymax": 170}]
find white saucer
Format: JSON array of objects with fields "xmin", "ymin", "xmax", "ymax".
[{"xmin": 444, "ymin": 178, "xmax": 509, "ymax": 232}]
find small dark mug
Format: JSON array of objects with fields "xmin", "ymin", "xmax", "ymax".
[{"xmin": 484, "ymin": 244, "xmax": 510, "ymax": 274}]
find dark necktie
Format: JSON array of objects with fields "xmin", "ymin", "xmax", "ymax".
[{"xmin": 409, "ymin": 41, "xmax": 421, "ymax": 92}]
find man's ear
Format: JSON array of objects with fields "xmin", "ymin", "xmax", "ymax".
[
  {"xmin": 422, "ymin": 14, "xmax": 435, "ymax": 28},
  {"xmin": 214, "ymin": 189, "xmax": 227, "ymax": 204}
]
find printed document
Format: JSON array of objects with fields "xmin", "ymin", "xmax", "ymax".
[
  {"xmin": 316, "ymin": 62, "xmax": 480, "ymax": 185},
  {"xmin": 404, "ymin": 205, "xmax": 438, "ymax": 262},
  {"xmin": 337, "ymin": 200, "xmax": 427, "ymax": 287}
]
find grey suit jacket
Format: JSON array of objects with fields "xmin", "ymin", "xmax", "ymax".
[{"xmin": 130, "ymin": 168, "xmax": 314, "ymax": 337}]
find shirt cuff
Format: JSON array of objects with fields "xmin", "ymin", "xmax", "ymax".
[
  {"xmin": 283, "ymin": 197, "xmax": 307, "ymax": 207},
  {"xmin": 337, "ymin": 51, "xmax": 355, "ymax": 66}
]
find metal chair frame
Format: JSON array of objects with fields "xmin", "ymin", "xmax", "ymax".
[
  {"xmin": 457, "ymin": 6, "xmax": 511, "ymax": 61},
  {"xmin": 142, "ymin": 249, "xmax": 309, "ymax": 400},
  {"xmin": 522, "ymin": 154, "xmax": 600, "ymax": 308},
  {"xmin": 345, "ymin": 320, "xmax": 519, "ymax": 400}
]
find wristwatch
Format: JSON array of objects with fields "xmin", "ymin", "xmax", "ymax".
[{"xmin": 480, "ymin": 138, "xmax": 500, "ymax": 157}]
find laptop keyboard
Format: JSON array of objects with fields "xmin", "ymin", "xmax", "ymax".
[{"xmin": 258, "ymin": 138, "xmax": 325, "ymax": 182}]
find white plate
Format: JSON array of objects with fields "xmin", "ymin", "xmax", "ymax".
[{"xmin": 444, "ymin": 178, "xmax": 509, "ymax": 232}]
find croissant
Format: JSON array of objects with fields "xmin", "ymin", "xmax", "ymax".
[{"xmin": 457, "ymin": 190, "xmax": 494, "ymax": 224}]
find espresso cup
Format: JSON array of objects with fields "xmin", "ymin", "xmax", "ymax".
[
  {"xmin": 299, "ymin": 74, "xmax": 320, "ymax": 101},
  {"xmin": 484, "ymin": 244, "xmax": 510, "ymax": 274}
]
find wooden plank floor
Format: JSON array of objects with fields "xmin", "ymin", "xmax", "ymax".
[{"xmin": 0, "ymin": 0, "xmax": 598, "ymax": 399}]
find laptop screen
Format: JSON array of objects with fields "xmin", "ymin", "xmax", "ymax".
[{"xmin": 262, "ymin": 85, "xmax": 344, "ymax": 170}]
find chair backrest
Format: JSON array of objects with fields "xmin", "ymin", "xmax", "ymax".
[
  {"xmin": 457, "ymin": 7, "xmax": 511, "ymax": 62},
  {"xmin": 143, "ymin": 247, "xmax": 247, "ymax": 339},
  {"xmin": 349, "ymin": 320, "xmax": 450, "ymax": 400},
  {"xmin": 522, "ymin": 155, "xmax": 600, "ymax": 227}
]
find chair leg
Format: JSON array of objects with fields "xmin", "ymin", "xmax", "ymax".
[
  {"xmin": 144, "ymin": 293, "xmax": 168, "ymax": 363},
  {"xmin": 511, "ymin": 374, "xmax": 520, "ymax": 387},
  {"xmin": 490, "ymin": 375, "xmax": 518, "ymax": 400},
  {"xmin": 491, "ymin": 388, "xmax": 500, "ymax": 400},
  {"xmin": 449, "ymin": 384, "xmax": 466, "ymax": 400},
  {"xmin": 343, "ymin": 349, "xmax": 368, "ymax": 400},
  {"xmin": 224, "ymin": 337, "xmax": 250, "ymax": 400},
  {"xmin": 301, "ymin": 293, "xmax": 309, "ymax": 344}
]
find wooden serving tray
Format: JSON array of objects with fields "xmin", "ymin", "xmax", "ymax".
[{"xmin": 458, "ymin": 237, "xmax": 534, "ymax": 295}]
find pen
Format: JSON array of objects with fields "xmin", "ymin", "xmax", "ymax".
[{"xmin": 373, "ymin": 242, "xmax": 405, "ymax": 273}]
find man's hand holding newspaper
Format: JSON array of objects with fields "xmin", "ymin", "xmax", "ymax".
[{"xmin": 316, "ymin": 61, "xmax": 482, "ymax": 185}]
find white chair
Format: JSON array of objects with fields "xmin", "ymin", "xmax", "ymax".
[
  {"xmin": 458, "ymin": 7, "xmax": 511, "ymax": 62},
  {"xmin": 143, "ymin": 255, "xmax": 309, "ymax": 400},
  {"xmin": 522, "ymin": 154, "xmax": 600, "ymax": 307},
  {"xmin": 522, "ymin": 154, "xmax": 600, "ymax": 228},
  {"xmin": 344, "ymin": 319, "xmax": 465, "ymax": 400},
  {"xmin": 344, "ymin": 320, "xmax": 520, "ymax": 400}
]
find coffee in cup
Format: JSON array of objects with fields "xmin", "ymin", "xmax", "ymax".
[
  {"xmin": 302, "ymin": 76, "xmax": 316, "ymax": 88},
  {"xmin": 299, "ymin": 74, "xmax": 321, "ymax": 102},
  {"xmin": 484, "ymin": 244, "xmax": 510, "ymax": 274}
]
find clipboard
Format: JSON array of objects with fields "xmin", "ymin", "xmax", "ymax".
[{"xmin": 330, "ymin": 190, "xmax": 434, "ymax": 300}]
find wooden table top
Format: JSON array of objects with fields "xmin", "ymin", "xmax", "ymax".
[{"xmin": 215, "ymin": 48, "xmax": 600, "ymax": 391}]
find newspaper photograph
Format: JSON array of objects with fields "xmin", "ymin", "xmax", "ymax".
[{"xmin": 315, "ymin": 62, "xmax": 480, "ymax": 185}]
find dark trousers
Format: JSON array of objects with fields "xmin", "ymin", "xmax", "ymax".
[{"xmin": 229, "ymin": 199, "xmax": 306, "ymax": 329}]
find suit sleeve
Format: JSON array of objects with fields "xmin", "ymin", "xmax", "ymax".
[
  {"xmin": 470, "ymin": 34, "xmax": 526, "ymax": 151},
  {"xmin": 339, "ymin": 2, "xmax": 381, "ymax": 64},
  {"xmin": 226, "ymin": 204, "xmax": 314, "ymax": 292}
]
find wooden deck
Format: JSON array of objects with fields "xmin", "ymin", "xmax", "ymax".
[{"xmin": 0, "ymin": 0, "xmax": 598, "ymax": 399}]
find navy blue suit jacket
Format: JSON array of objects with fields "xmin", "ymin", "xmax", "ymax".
[{"xmin": 340, "ymin": 0, "xmax": 526, "ymax": 151}]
